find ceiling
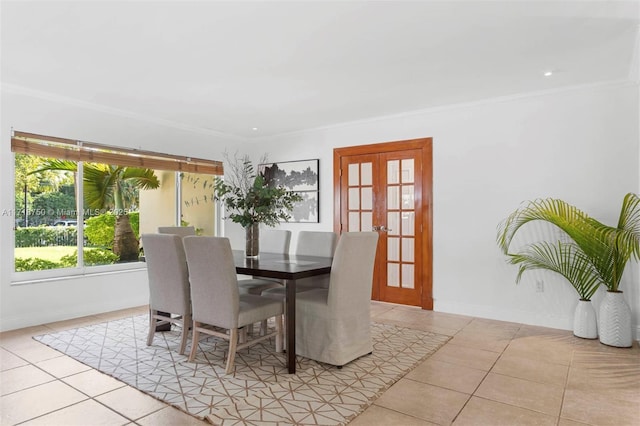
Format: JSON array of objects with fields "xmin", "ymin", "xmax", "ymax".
[{"xmin": 2, "ymin": 1, "xmax": 639, "ymax": 138}]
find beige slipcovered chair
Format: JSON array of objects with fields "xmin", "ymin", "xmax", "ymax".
[
  {"xmin": 295, "ymin": 232, "xmax": 379, "ymax": 367},
  {"xmin": 183, "ymin": 236, "xmax": 284, "ymax": 374},
  {"xmin": 140, "ymin": 233, "xmax": 192, "ymax": 355},
  {"xmin": 260, "ymin": 231, "xmax": 338, "ymax": 345},
  {"xmin": 237, "ymin": 229, "xmax": 292, "ymax": 295},
  {"xmin": 157, "ymin": 226, "xmax": 196, "ymax": 237}
]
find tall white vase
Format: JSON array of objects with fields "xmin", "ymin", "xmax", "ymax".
[
  {"xmin": 573, "ymin": 299, "xmax": 598, "ymax": 339},
  {"xmin": 599, "ymin": 291, "xmax": 633, "ymax": 348}
]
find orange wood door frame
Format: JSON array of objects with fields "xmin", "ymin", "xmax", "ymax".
[{"xmin": 333, "ymin": 138, "xmax": 433, "ymax": 310}]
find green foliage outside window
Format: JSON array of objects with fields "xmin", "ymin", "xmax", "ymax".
[{"xmin": 85, "ymin": 212, "xmax": 139, "ymax": 249}]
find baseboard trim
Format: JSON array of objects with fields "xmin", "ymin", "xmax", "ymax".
[{"xmin": 433, "ymin": 300, "xmax": 573, "ymax": 331}]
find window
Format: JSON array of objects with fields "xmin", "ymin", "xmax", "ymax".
[{"xmin": 11, "ymin": 131, "xmax": 223, "ymax": 277}]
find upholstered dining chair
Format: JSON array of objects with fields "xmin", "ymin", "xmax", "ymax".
[
  {"xmin": 295, "ymin": 232, "xmax": 379, "ymax": 367},
  {"xmin": 183, "ymin": 236, "xmax": 284, "ymax": 374},
  {"xmin": 260, "ymin": 229, "xmax": 292, "ymax": 253},
  {"xmin": 261, "ymin": 231, "xmax": 338, "ymax": 299},
  {"xmin": 237, "ymin": 229, "xmax": 292, "ymax": 295},
  {"xmin": 140, "ymin": 233, "xmax": 192, "ymax": 355},
  {"xmin": 157, "ymin": 226, "xmax": 196, "ymax": 237}
]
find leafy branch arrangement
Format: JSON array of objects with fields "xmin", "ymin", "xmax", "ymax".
[
  {"xmin": 214, "ymin": 153, "xmax": 302, "ymax": 228},
  {"xmin": 497, "ymin": 193, "xmax": 640, "ymax": 300}
]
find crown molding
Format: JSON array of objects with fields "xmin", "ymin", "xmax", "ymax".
[
  {"xmin": 1, "ymin": 83, "xmax": 244, "ymax": 141},
  {"xmin": 250, "ymin": 79, "xmax": 637, "ymax": 142}
]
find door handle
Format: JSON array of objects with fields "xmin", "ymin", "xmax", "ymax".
[
  {"xmin": 372, "ymin": 225, "xmax": 380, "ymax": 231},
  {"xmin": 372, "ymin": 225, "xmax": 391, "ymax": 232}
]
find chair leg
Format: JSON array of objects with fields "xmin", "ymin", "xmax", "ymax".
[
  {"xmin": 239, "ymin": 327, "xmax": 247, "ymax": 344},
  {"xmin": 147, "ymin": 309, "xmax": 156, "ymax": 346},
  {"xmin": 260, "ymin": 319, "xmax": 268, "ymax": 336},
  {"xmin": 225, "ymin": 329, "xmax": 238, "ymax": 374},
  {"xmin": 178, "ymin": 312, "xmax": 191, "ymax": 355},
  {"xmin": 275, "ymin": 315, "xmax": 283, "ymax": 353},
  {"xmin": 188, "ymin": 321, "xmax": 200, "ymax": 362}
]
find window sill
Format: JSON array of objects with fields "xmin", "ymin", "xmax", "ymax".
[{"xmin": 11, "ymin": 262, "xmax": 147, "ymax": 286}]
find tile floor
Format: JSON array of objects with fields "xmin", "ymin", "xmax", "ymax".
[{"xmin": 1, "ymin": 302, "xmax": 638, "ymax": 426}]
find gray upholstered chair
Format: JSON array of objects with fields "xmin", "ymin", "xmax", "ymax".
[
  {"xmin": 157, "ymin": 226, "xmax": 196, "ymax": 237},
  {"xmin": 140, "ymin": 233, "xmax": 192, "ymax": 355},
  {"xmin": 295, "ymin": 232, "xmax": 379, "ymax": 367},
  {"xmin": 261, "ymin": 231, "xmax": 338, "ymax": 299},
  {"xmin": 238, "ymin": 229, "xmax": 292, "ymax": 295},
  {"xmin": 183, "ymin": 236, "xmax": 284, "ymax": 374},
  {"xmin": 260, "ymin": 229, "xmax": 292, "ymax": 253}
]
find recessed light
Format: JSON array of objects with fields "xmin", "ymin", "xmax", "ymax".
[
  {"xmin": 252, "ymin": 127, "xmax": 258, "ymax": 131},
  {"xmin": 544, "ymin": 71, "xmax": 553, "ymax": 77}
]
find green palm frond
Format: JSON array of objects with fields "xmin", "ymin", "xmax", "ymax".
[
  {"xmin": 28, "ymin": 160, "xmax": 160, "ymax": 213},
  {"xmin": 30, "ymin": 159, "xmax": 78, "ymax": 174},
  {"xmin": 120, "ymin": 167, "xmax": 161, "ymax": 190},
  {"xmin": 497, "ymin": 193, "xmax": 640, "ymax": 293},
  {"xmin": 82, "ymin": 164, "xmax": 119, "ymax": 210},
  {"xmin": 616, "ymin": 193, "xmax": 640, "ymax": 260},
  {"xmin": 508, "ymin": 241, "xmax": 602, "ymax": 300}
]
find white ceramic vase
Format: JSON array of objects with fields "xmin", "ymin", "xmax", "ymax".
[
  {"xmin": 599, "ymin": 291, "xmax": 632, "ymax": 347},
  {"xmin": 573, "ymin": 299, "xmax": 598, "ymax": 339}
]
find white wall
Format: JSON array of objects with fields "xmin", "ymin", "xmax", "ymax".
[
  {"xmin": 250, "ymin": 82, "xmax": 640, "ymax": 334},
  {"xmin": 0, "ymin": 87, "xmax": 238, "ymax": 331},
  {"xmin": 1, "ymin": 82, "xmax": 638, "ymax": 336}
]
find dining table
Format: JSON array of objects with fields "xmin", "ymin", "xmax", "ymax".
[{"xmin": 233, "ymin": 250, "xmax": 333, "ymax": 374}]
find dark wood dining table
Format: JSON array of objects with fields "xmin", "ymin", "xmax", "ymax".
[{"xmin": 233, "ymin": 250, "xmax": 332, "ymax": 374}]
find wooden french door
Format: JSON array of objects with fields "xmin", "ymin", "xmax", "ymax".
[{"xmin": 334, "ymin": 139, "xmax": 433, "ymax": 309}]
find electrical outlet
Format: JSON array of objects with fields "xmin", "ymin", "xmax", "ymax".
[{"xmin": 536, "ymin": 280, "xmax": 544, "ymax": 292}]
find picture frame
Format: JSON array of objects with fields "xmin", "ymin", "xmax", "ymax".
[{"xmin": 259, "ymin": 159, "xmax": 319, "ymax": 223}]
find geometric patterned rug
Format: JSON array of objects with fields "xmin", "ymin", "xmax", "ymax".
[{"xmin": 34, "ymin": 315, "xmax": 449, "ymax": 425}]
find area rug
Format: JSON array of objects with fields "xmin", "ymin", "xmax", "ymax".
[{"xmin": 34, "ymin": 315, "xmax": 449, "ymax": 425}]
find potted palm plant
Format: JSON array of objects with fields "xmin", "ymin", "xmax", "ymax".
[
  {"xmin": 497, "ymin": 193, "xmax": 640, "ymax": 345},
  {"xmin": 214, "ymin": 153, "xmax": 301, "ymax": 257}
]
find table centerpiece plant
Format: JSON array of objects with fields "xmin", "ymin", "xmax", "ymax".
[{"xmin": 214, "ymin": 153, "xmax": 302, "ymax": 257}]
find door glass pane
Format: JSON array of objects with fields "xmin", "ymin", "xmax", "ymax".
[
  {"xmin": 348, "ymin": 163, "xmax": 359, "ymax": 186},
  {"xmin": 401, "ymin": 159, "xmax": 414, "ymax": 183},
  {"xmin": 388, "ymin": 237, "xmax": 399, "ymax": 261},
  {"xmin": 402, "ymin": 237, "xmax": 415, "ymax": 262},
  {"xmin": 361, "ymin": 187, "xmax": 372, "ymax": 210},
  {"xmin": 401, "ymin": 212, "xmax": 415, "ymax": 236},
  {"xmin": 402, "ymin": 264, "xmax": 414, "ymax": 288},
  {"xmin": 387, "ymin": 263, "xmax": 399, "ymax": 287},
  {"xmin": 348, "ymin": 212, "xmax": 360, "ymax": 231},
  {"xmin": 361, "ymin": 162, "xmax": 372, "ymax": 186},
  {"xmin": 387, "ymin": 186, "xmax": 399, "ymax": 210},
  {"xmin": 387, "ymin": 212, "xmax": 399, "ymax": 235},
  {"xmin": 361, "ymin": 212, "xmax": 372, "ymax": 232},
  {"xmin": 348, "ymin": 188, "xmax": 360, "ymax": 209},
  {"xmin": 347, "ymin": 164, "xmax": 360, "ymax": 186},
  {"xmin": 402, "ymin": 185, "xmax": 414, "ymax": 209},
  {"xmin": 387, "ymin": 160, "xmax": 399, "ymax": 184}
]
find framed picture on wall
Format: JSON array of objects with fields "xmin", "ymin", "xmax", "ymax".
[{"xmin": 259, "ymin": 159, "xmax": 319, "ymax": 223}]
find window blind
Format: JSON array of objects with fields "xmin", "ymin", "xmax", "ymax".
[{"xmin": 11, "ymin": 131, "xmax": 224, "ymax": 175}]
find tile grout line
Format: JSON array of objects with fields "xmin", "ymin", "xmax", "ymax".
[{"xmin": 447, "ymin": 323, "xmax": 520, "ymax": 424}]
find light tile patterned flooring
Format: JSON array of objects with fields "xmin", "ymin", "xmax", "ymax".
[{"xmin": 1, "ymin": 302, "xmax": 638, "ymax": 425}]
